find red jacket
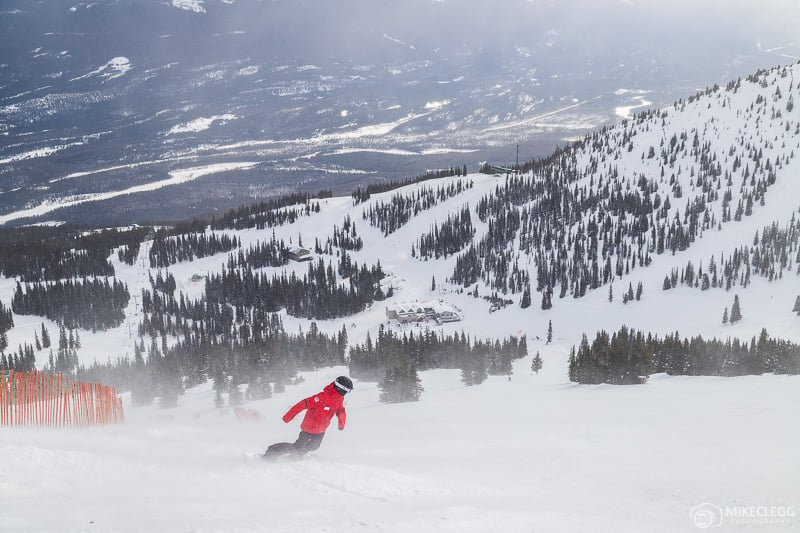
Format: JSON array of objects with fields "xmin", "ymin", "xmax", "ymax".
[{"xmin": 282, "ymin": 383, "xmax": 347, "ymax": 434}]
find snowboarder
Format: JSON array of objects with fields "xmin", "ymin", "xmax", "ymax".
[{"xmin": 263, "ymin": 376, "xmax": 353, "ymax": 460}]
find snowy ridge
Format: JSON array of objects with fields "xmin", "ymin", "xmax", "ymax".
[{"xmin": 1, "ymin": 63, "xmax": 799, "ymax": 532}]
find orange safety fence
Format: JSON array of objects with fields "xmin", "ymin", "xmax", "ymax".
[
  {"xmin": 233, "ymin": 405, "xmax": 261, "ymax": 422},
  {"xmin": 0, "ymin": 368, "xmax": 124, "ymax": 428}
]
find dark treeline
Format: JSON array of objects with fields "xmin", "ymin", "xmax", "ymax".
[
  {"xmin": 0, "ymin": 343, "xmax": 36, "ymax": 373},
  {"xmin": 116, "ymin": 227, "xmax": 149, "ymax": 265},
  {"xmin": 203, "ymin": 257, "xmax": 386, "ymax": 321},
  {"xmin": 151, "ymin": 271, "xmax": 177, "ymax": 296},
  {"xmin": 45, "ymin": 323, "xmax": 81, "ymax": 376},
  {"xmin": 328, "ymin": 215, "xmax": 363, "ymax": 252},
  {"xmin": 74, "ymin": 314, "xmax": 347, "ymax": 409},
  {"xmin": 569, "ymin": 326, "xmax": 800, "ymax": 385},
  {"xmin": 451, "ymin": 203, "xmax": 530, "ymax": 296},
  {"xmin": 228, "ymin": 233, "xmax": 289, "ymax": 270},
  {"xmin": 11, "ymin": 278, "xmax": 129, "ymax": 331},
  {"xmin": 363, "ymin": 179, "xmax": 473, "ymax": 236},
  {"xmin": 209, "ymin": 191, "xmax": 328, "ymax": 231},
  {"xmin": 116, "ymin": 192, "xmax": 329, "ymax": 269},
  {"xmin": 415, "ymin": 205, "xmax": 475, "ymax": 260},
  {"xmin": 349, "ymin": 324, "xmax": 528, "ymax": 394},
  {"xmin": 662, "ymin": 217, "xmax": 800, "ymax": 291},
  {"xmin": 0, "ymin": 300, "xmax": 13, "ymax": 352},
  {"xmin": 149, "ymin": 232, "xmax": 240, "ymax": 269},
  {"xmin": 352, "ymin": 165, "xmax": 469, "ymax": 204},
  {"xmin": 117, "ymin": 193, "xmax": 330, "ymax": 266},
  {"xmin": 0, "ymin": 225, "xmax": 151, "ymax": 281},
  {"xmin": 74, "ymin": 266, "xmax": 531, "ymax": 406},
  {"xmin": 2, "ymin": 323, "xmax": 63, "ymax": 374},
  {"xmin": 136, "ymin": 255, "xmax": 386, "ymax": 343}
]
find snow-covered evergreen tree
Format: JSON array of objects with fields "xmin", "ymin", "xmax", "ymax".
[
  {"xmin": 531, "ymin": 351, "xmax": 543, "ymax": 374},
  {"xmin": 730, "ymin": 294, "xmax": 743, "ymax": 323}
]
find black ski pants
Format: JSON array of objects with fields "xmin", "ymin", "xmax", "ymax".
[{"xmin": 265, "ymin": 431, "xmax": 325, "ymax": 457}]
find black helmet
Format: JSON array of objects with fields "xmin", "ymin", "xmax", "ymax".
[{"xmin": 333, "ymin": 376, "xmax": 353, "ymax": 396}]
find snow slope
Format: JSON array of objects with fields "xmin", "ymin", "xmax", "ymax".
[
  {"xmin": 1, "ymin": 63, "xmax": 800, "ymax": 532},
  {"xmin": 1, "ymin": 362, "xmax": 797, "ymax": 532}
]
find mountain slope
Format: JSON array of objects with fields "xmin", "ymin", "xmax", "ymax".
[
  {"xmin": 0, "ymin": 62, "xmax": 799, "ymax": 532},
  {"xmin": 2, "ymin": 63, "xmax": 799, "ymax": 366}
]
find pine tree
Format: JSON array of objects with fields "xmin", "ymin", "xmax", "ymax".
[
  {"xmin": 460, "ymin": 348, "xmax": 488, "ymax": 386},
  {"xmin": 531, "ymin": 351, "xmax": 543, "ymax": 374},
  {"xmin": 541, "ymin": 285, "xmax": 553, "ymax": 310},
  {"xmin": 41, "ymin": 323, "xmax": 51, "ymax": 348},
  {"xmin": 129, "ymin": 342, "xmax": 153, "ymax": 406},
  {"xmin": 793, "ymin": 295, "xmax": 800, "ymax": 314},
  {"xmin": 245, "ymin": 374, "xmax": 272, "ymax": 401},
  {"xmin": 547, "ymin": 320, "xmax": 553, "ymax": 344},
  {"xmin": 337, "ymin": 324, "xmax": 348, "ymax": 360},
  {"xmin": 228, "ymin": 384, "xmax": 243, "ymax": 407},
  {"xmin": 722, "ymin": 307, "xmax": 729, "ymax": 324},
  {"xmin": 431, "ymin": 275, "xmax": 436, "ymax": 292},
  {"xmin": 379, "ymin": 357, "xmax": 423, "ymax": 403},
  {"xmin": 730, "ymin": 294, "xmax": 743, "ymax": 323},
  {"xmin": 520, "ymin": 285, "xmax": 531, "ymax": 309}
]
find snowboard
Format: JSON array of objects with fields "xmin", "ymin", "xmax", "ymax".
[
  {"xmin": 243, "ymin": 451, "xmax": 270, "ymax": 461},
  {"xmin": 243, "ymin": 451, "xmax": 312, "ymax": 462}
]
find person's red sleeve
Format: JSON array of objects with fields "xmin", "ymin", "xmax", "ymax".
[
  {"xmin": 282, "ymin": 398, "xmax": 309, "ymax": 423},
  {"xmin": 336, "ymin": 405, "xmax": 346, "ymax": 429}
]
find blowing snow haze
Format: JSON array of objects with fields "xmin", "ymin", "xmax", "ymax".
[{"xmin": 1, "ymin": 0, "xmax": 799, "ymax": 225}]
